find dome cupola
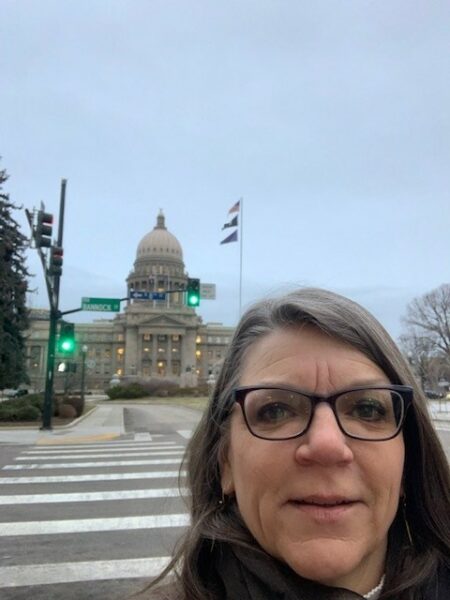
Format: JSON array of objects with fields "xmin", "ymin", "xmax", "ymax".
[{"xmin": 136, "ymin": 210, "xmax": 183, "ymax": 262}]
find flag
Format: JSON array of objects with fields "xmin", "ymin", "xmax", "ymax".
[
  {"xmin": 228, "ymin": 200, "xmax": 240, "ymax": 214},
  {"xmin": 221, "ymin": 230, "xmax": 238, "ymax": 244},
  {"xmin": 222, "ymin": 215, "xmax": 238, "ymax": 230}
]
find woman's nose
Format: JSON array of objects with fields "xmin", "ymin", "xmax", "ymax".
[{"xmin": 295, "ymin": 403, "xmax": 354, "ymax": 465}]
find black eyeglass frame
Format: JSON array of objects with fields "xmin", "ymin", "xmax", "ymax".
[{"xmin": 232, "ymin": 384, "xmax": 413, "ymax": 442}]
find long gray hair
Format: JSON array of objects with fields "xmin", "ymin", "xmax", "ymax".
[{"xmin": 146, "ymin": 288, "xmax": 450, "ymax": 600}]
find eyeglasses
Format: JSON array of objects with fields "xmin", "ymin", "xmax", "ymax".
[{"xmin": 233, "ymin": 384, "xmax": 413, "ymax": 441}]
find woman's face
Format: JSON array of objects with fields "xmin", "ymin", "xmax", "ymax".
[{"xmin": 221, "ymin": 326, "xmax": 405, "ymax": 595}]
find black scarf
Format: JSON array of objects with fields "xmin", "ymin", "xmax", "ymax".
[{"xmin": 203, "ymin": 542, "xmax": 365, "ymax": 600}]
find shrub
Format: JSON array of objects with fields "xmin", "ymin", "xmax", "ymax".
[
  {"xmin": 63, "ymin": 396, "xmax": 84, "ymax": 417},
  {"xmin": 0, "ymin": 402, "xmax": 41, "ymax": 421},
  {"xmin": 58, "ymin": 404, "xmax": 77, "ymax": 419},
  {"xmin": 27, "ymin": 394, "xmax": 45, "ymax": 411},
  {"xmin": 106, "ymin": 383, "xmax": 148, "ymax": 400},
  {"xmin": 15, "ymin": 404, "xmax": 41, "ymax": 421}
]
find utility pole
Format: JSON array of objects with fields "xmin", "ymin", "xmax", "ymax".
[{"xmin": 26, "ymin": 179, "xmax": 67, "ymax": 430}]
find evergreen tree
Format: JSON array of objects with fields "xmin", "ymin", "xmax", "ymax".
[{"xmin": 0, "ymin": 162, "xmax": 30, "ymax": 389}]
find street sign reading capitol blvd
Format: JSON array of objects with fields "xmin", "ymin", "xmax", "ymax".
[{"xmin": 81, "ymin": 297, "xmax": 121, "ymax": 312}]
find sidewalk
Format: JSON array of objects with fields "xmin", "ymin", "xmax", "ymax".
[{"xmin": 0, "ymin": 404, "xmax": 126, "ymax": 445}]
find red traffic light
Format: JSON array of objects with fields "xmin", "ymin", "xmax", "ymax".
[
  {"xmin": 35, "ymin": 211, "xmax": 53, "ymax": 247},
  {"xmin": 49, "ymin": 245, "xmax": 63, "ymax": 276}
]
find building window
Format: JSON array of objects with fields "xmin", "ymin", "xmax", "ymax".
[
  {"xmin": 30, "ymin": 346, "xmax": 41, "ymax": 369},
  {"xmin": 157, "ymin": 361, "xmax": 166, "ymax": 376},
  {"xmin": 196, "ymin": 335, "xmax": 202, "ymax": 344},
  {"xmin": 143, "ymin": 334, "xmax": 152, "ymax": 341}
]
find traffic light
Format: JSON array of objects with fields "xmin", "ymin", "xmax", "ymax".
[
  {"xmin": 58, "ymin": 322, "xmax": 76, "ymax": 354},
  {"xmin": 186, "ymin": 278, "xmax": 200, "ymax": 307},
  {"xmin": 35, "ymin": 211, "xmax": 53, "ymax": 248},
  {"xmin": 49, "ymin": 245, "xmax": 63, "ymax": 276}
]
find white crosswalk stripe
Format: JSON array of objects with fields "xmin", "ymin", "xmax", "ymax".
[
  {"xmin": 0, "ymin": 487, "xmax": 189, "ymax": 504},
  {"xmin": 5, "ymin": 458, "xmax": 182, "ymax": 469},
  {"xmin": 0, "ymin": 470, "xmax": 185, "ymax": 484},
  {"xmin": 2, "ymin": 513, "xmax": 190, "ymax": 536},
  {"xmin": 15, "ymin": 450, "xmax": 185, "ymax": 459},
  {"xmin": 23, "ymin": 444, "xmax": 185, "ymax": 455},
  {"xmin": 0, "ymin": 436, "xmax": 190, "ymax": 596},
  {"xmin": 1, "ymin": 557, "xmax": 171, "ymax": 588}
]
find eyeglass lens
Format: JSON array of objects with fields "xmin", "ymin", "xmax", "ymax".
[{"xmin": 243, "ymin": 388, "xmax": 405, "ymax": 440}]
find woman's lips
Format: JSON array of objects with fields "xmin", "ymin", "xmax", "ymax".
[{"xmin": 287, "ymin": 496, "xmax": 360, "ymax": 522}]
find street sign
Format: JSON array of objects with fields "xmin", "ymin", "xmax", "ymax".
[
  {"xmin": 130, "ymin": 291, "xmax": 166, "ymax": 301},
  {"xmin": 200, "ymin": 283, "xmax": 216, "ymax": 300},
  {"xmin": 130, "ymin": 290, "xmax": 150, "ymax": 300},
  {"xmin": 81, "ymin": 297, "xmax": 121, "ymax": 312}
]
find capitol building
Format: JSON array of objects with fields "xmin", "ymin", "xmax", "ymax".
[{"xmin": 25, "ymin": 212, "xmax": 234, "ymax": 391}]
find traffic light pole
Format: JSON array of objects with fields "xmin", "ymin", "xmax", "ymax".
[
  {"xmin": 41, "ymin": 308, "xmax": 58, "ymax": 428},
  {"xmin": 41, "ymin": 179, "xmax": 67, "ymax": 430},
  {"xmin": 26, "ymin": 179, "xmax": 67, "ymax": 430}
]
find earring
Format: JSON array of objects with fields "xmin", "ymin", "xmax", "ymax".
[
  {"xmin": 218, "ymin": 490, "xmax": 226, "ymax": 509},
  {"xmin": 402, "ymin": 495, "xmax": 413, "ymax": 546}
]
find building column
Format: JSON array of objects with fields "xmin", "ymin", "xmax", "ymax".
[
  {"xmin": 124, "ymin": 326, "xmax": 138, "ymax": 376},
  {"xmin": 151, "ymin": 334, "xmax": 158, "ymax": 376},
  {"xmin": 167, "ymin": 335, "xmax": 172, "ymax": 375}
]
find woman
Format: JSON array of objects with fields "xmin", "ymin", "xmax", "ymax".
[{"xmin": 134, "ymin": 288, "xmax": 450, "ymax": 600}]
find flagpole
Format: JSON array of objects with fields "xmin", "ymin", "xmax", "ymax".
[{"xmin": 239, "ymin": 197, "xmax": 243, "ymax": 317}]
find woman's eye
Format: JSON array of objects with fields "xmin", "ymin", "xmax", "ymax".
[
  {"xmin": 256, "ymin": 402, "xmax": 293, "ymax": 423},
  {"xmin": 351, "ymin": 400, "xmax": 386, "ymax": 421}
]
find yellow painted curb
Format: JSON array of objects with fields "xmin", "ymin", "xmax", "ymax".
[{"xmin": 36, "ymin": 433, "xmax": 121, "ymax": 445}]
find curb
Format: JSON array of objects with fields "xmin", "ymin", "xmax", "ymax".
[{"xmin": 0, "ymin": 405, "xmax": 101, "ymax": 433}]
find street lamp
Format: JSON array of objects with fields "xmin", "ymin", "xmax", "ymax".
[{"xmin": 81, "ymin": 345, "xmax": 88, "ymax": 405}]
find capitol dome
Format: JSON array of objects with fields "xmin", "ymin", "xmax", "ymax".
[{"xmin": 136, "ymin": 211, "xmax": 183, "ymax": 262}]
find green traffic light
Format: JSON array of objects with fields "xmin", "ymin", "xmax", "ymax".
[
  {"xmin": 60, "ymin": 339, "xmax": 75, "ymax": 352},
  {"xmin": 186, "ymin": 277, "xmax": 201, "ymax": 307},
  {"xmin": 187, "ymin": 293, "xmax": 200, "ymax": 307},
  {"xmin": 58, "ymin": 322, "xmax": 76, "ymax": 354}
]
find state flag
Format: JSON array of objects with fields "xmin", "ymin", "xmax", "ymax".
[
  {"xmin": 220, "ymin": 230, "xmax": 238, "ymax": 244},
  {"xmin": 222, "ymin": 215, "xmax": 238, "ymax": 230}
]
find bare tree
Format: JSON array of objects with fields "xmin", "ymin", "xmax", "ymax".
[
  {"xmin": 400, "ymin": 284, "xmax": 450, "ymax": 389},
  {"xmin": 403, "ymin": 284, "xmax": 450, "ymax": 356}
]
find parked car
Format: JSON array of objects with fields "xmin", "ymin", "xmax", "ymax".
[
  {"xmin": 424, "ymin": 390, "xmax": 444, "ymax": 400},
  {"xmin": 1, "ymin": 389, "xmax": 29, "ymax": 398}
]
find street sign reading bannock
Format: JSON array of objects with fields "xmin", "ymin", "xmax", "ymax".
[{"xmin": 81, "ymin": 297, "xmax": 121, "ymax": 312}]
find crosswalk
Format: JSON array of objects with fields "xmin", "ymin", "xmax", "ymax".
[{"xmin": 0, "ymin": 435, "xmax": 191, "ymax": 599}]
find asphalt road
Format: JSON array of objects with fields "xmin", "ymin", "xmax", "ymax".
[
  {"xmin": 0, "ymin": 404, "xmax": 201, "ymax": 600},
  {"xmin": 0, "ymin": 404, "xmax": 448, "ymax": 600}
]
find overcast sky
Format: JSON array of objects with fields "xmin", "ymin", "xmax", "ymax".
[{"xmin": 2, "ymin": 0, "xmax": 449, "ymax": 341}]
